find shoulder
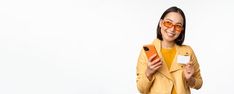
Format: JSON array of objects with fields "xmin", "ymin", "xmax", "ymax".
[
  {"xmin": 177, "ymin": 44, "xmax": 195, "ymax": 55},
  {"xmin": 179, "ymin": 45, "xmax": 193, "ymax": 51},
  {"xmin": 152, "ymin": 39, "xmax": 161, "ymax": 46}
]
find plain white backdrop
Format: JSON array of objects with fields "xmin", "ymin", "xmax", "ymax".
[{"xmin": 0, "ymin": 0, "xmax": 234, "ymax": 94}]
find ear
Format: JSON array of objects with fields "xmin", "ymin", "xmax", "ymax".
[{"xmin": 159, "ymin": 19, "xmax": 163, "ymax": 28}]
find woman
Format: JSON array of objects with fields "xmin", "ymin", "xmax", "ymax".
[{"xmin": 136, "ymin": 6, "xmax": 203, "ymax": 94}]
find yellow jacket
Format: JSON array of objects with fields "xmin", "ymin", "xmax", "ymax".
[{"xmin": 136, "ymin": 39, "xmax": 203, "ymax": 94}]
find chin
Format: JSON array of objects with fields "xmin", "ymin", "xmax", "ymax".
[{"xmin": 164, "ymin": 37, "xmax": 176, "ymax": 42}]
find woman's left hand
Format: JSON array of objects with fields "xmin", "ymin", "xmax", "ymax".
[{"xmin": 183, "ymin": 62, "xmax": 194, "ymax": 81}]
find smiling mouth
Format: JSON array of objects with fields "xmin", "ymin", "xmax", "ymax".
[{"xmin": 166, "ymin": 31, "xmax": 176, "ymax": 37}]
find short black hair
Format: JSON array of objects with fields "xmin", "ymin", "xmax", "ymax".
[{"xmin": 156, "ymin": 6, "xmax": 186, "ymax": 45}]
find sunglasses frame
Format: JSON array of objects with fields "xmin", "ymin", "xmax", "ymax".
[{"xmin": 162, "ymin": 20, "xmax": 183, "ymax": 32}]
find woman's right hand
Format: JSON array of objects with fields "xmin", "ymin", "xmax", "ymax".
[{"xmin": 145, "ymin": 54, "xmax": 162, "ymax": 81}]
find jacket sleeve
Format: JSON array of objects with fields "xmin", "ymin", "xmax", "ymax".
[
  {"xmin": 136, "ymin": 49, "xmax": 155, "ymax": 93},
  {"xmin": 188, "ymin": 46, "xmax": 203, "ymax": 89}
]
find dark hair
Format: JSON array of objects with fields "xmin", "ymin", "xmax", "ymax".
[{"xmin": 156, "ymin": 6, "xmax": 186, "ymax": 45}]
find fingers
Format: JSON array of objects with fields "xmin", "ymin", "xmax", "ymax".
[
  {"xmin": 186, "ymin": 68, "xmax": 191, "ymax": 74},
  {"xmin": 184, "ymin": 62, "xmax": 194, "ymax": 75},
  {"xmin": 151, "ymin": 57, "xmax": 161, "ymax": 65},
  {"xmin": 148, "ymin": 58, "xmax": 162, "ymax": 71},
  {"xmin": 151, "ymin": 61, "xmax": 162, "ymax": 69},
  {"xmin": 186, "ymin": 61, "xmax": 193, "ymax": 66},
  {"xmin": 148, "ymin": 54, "xmax": 158, "ymax": 62},
  {"xmin": 185, "ymin": 62, "xmax": 193, "ymax": 69},
  {"xmin": 147, "ymin": 56, "xmax": 162, "ymax": 74},
  {"xmin": 148, "ymin": 57, "xmax": 161, "ymax": 66}
]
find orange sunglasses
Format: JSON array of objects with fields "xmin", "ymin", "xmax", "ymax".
[{"xmin": 162, "ymin": 20, "xmax": 183, "ymax": 32}]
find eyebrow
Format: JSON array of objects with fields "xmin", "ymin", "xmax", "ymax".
[{"xmin": 164, "ymin": 18, "xmax": 183, "ymax": 25}]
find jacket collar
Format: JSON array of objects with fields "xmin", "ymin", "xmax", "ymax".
[{"xmin": 152, "ymin": 39, "xmax": 183, "ymax": 80}]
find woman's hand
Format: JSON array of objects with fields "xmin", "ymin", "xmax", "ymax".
[
  {"xmin": 145, "ymin": 54, "xmax": 162, "ymax": 81},
  {"xmin": 183, "ymin": 62, "xmax": 194, "ymax": 81}
]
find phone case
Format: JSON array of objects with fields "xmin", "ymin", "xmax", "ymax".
[{"xmin": 143, "ymin": 44, "xmax": 158, "ymax": 61}]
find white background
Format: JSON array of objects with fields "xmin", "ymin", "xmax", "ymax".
[{"xmin": 0, "ymin": 0, "xmax": 234, "ymax": 94}]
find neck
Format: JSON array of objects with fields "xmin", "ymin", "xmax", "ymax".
[{"xmin": 161, "ymin": 40, "xmax": 175, "ymax": 49}]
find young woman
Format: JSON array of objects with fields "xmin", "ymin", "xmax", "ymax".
[{"xmin": 136, "ymin": 6, "xmax": 203, "ymax": 94}]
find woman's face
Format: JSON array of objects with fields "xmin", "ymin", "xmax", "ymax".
[{"xmin": 160, "ymin": 12, "xmax": 184, "ymax": 42}]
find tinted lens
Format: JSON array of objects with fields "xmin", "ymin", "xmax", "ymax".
[
  {"xmin": 175, "ymin": 25, "xmax": 183, "ymax": 32},
  {"xmin": 163, "ymin": 21, "xmax": 173, "ymax": 28}
]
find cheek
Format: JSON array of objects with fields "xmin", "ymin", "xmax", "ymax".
[
  {"xmin": 176, "ymin": 32, "xmax": 180, "ymax": 35},
  {"xmin": 160, "ymin": 26, "xmax": 167, "ymax": 33},
  {"xmin": 160, "ymin": 28, "xmax": 166, "ymax": 35},
  {"xmin": 175, "ymin": 32, "xmax": 182, "ymax": 38},
  {"xmin": 176, "ymin": 31, "xmax": 182, "ymax": 36},
  {"xmin": 160, "ymin": 25, "xmax": 166, "ymax": 31}
]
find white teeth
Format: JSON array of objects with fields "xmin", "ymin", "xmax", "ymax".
[{"xmin": 166, "ymin": 31, "xmax": 175, "ymax": 37}]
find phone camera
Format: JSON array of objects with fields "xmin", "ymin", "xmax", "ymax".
[{"xmin": 143, "ymin": 46, "xmax": 149, "ymax": 51}]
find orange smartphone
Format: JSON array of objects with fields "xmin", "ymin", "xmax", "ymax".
[{"xmin": 143, "ymin": 44, "xmax": 158, "ymax": 61}]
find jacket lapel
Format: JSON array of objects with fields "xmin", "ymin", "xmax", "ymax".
[
  {"xmin": 153, "ymin": 39, "xmax": 173, "ymax": 80},
  {"xmin": 170, "ymin": 45, "xmax": 184, "ymax": 72}
]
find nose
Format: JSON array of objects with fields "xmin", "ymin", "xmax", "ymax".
[{"xmin": 167, "ymin": 25, "xmax": 176, "ymax": 32}]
